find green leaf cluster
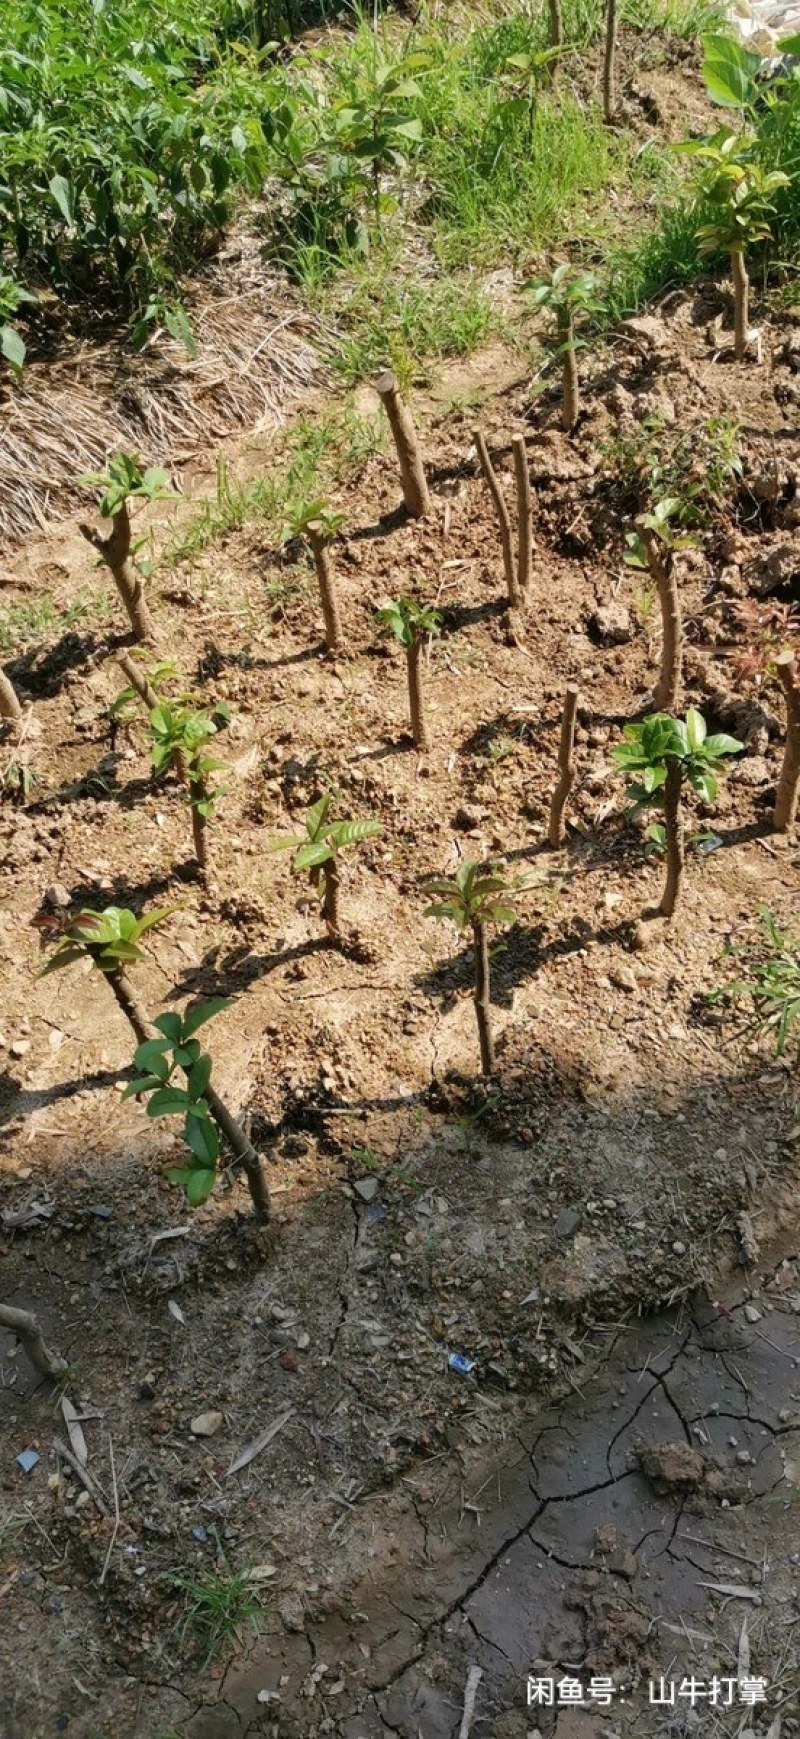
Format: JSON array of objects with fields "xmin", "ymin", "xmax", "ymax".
[
  {"xmin": 679, "ymin": 126, "xmax": 789, "ymax": 256},
  {"xmin": 39, "ymin": 904, "xmax": 173, "ymax": 976},
  {"xmin": 271, "ymin": 792, "xmax": 381, "ymax": 874},
  {"xmin": 612, "ymin": 709, "xmax": 743, "ymax": 813},
  {"xmin": 150, "ymin": 702, "xmax": 228, "ymax": 812},
  {"xmin": 374, "ymin": 596, "xmax": 442, "ymax": 647},
  {"xmin": 123, "ymin": 997, "xmax": 231, "ymax": 1206},
  {"xmin": 424, "ymin": 860, "xmax": 519, "ymax": 930},
  {"xmin": 718, "ymin": 906, "xmax": 800, "ymax": 1056},
  {"xmin": 80, "ymin": 453, "xmax": 175, "ymax": 519}
]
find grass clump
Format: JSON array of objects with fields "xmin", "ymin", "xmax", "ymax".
[{"xmin": 171, "ymin": 1564, "xmax": 261, "ymax": 1667}]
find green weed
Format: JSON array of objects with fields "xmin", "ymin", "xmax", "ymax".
[
  {"xmin": 171, "ymin": 1566, "xmax": 261, "ymax": 1665},
  {"xmin": 0, "ymin": 590, "xmax": 109, "ymax": 654}
]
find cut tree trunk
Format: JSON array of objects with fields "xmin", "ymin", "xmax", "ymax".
[
  {"xmin": 774, "ymin": 649, "xmax": 800, "ymax": 832},
  {"xmin": 642, "ymin": 532, "xmax": 682, "ymax": 712},
  {"xmin": 472, "ymin": 919, "xmax": 495, "ymax": 1075},
  {"xmin": 323, "ymin": 856, "xmax": 341, "ymax": 938},
  {"xmin": 512, "ymin": 434, "xmax": 533, "ymax": 598},
  {"xmin": 473, "ymin": 428, "xmax": 519, "ymax": 606},
  {"xmin": 659, "ymin": 759, "xmax": 684, "ymax": 918},
  {"xmin": 406, "ymin": 641, "xmax": 430, "ymax": 750},
  {"xmin": 731, "ymin": 248, "xmax": 749, "ymax": 363},
  {"xmin": 548, "ymin": 683, "xmax": 579, "ymax": 847},
  {"xmin": 307, "ymin": 523, "xmax": 344, "ymax": 653},
  {"xmin": 0, "ymin": 666, "xmax": 23, "ymax": 723},
  {"xmin": 375, "ymin": 371, "xmax": 430, "ymax": 519},
  {"xmin": 0, "ymin": 1304, "xmax": 68, "ymax": 1379},
  {"xmin": 80, "ymin": 504, "xmax": 154, "ymax": 643},
  {"xmin": 558, "ymin": 310, "xmax": 580, "ymax": 432},
  {"xmin": 602, "ymin": 0, "xmax": 618, "ymax": 123}
]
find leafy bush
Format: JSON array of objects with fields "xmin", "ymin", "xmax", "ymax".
[{"xmin": 0, "ymin": 0, "xmax": 286, "ymax": 335}]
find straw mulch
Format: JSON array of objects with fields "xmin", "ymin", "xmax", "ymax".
[{"xmin": 0, "ymin": 267, "xmax": 324, "ymax": 549}]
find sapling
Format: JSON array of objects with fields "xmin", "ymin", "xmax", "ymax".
[
  {"xmin": 425, "ymin": 861, "xmax": 520, "ymax": 1076},
  {"xmin": 681, "ymin": 128, "xmax": 788, "ymax": 362},
  {"xmin": 512, "ymin": 434, "xmax": 534, "ymax": 599},
  {"xmin": 123, "ymin": 999, "xmax": 270, "ymax": 1218},
  {"xmin": 150, "ymin": 702, "xmax": 228, "ymax": 877},
  {"xmin": 526, "ymin": 266, "xmax": 599, "ymax": 432},
  {"xmin": 375, "ymin": 596, "xmax": 442, "ymax": 751},
  {"xmin": 271, "ymin": 793, "xmax": 381, "ymax": 940},
  {"xmin": 40, "ymin": 914, "xmax": 270, "ymax": 1218},
  {"xmin": 282, "ymin": 499, "xmax": 345, "ymax": 654},
  {"xmin": 112, "ymin": 655, "xmax": 186, "ymax": 777},
  {"xmin": 79, "ymin": 454, "xmax": 175, "ymax": 642},
  {"xmin": 625, "ymin": 498, "xmax": 691, "ymax": 713},
  {"xmin": 612, "ymin": 709, "xmax": 742, "ymax": 917},
  {"xmin": 548, "ymin": 683, "xmax": 580, "ymax": 847}
]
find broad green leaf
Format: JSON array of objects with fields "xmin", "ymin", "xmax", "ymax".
[
  {"xmin": 121, "ymin": 1074, "xmax": 164, "ymax": 1098},
  {"xmin": 186, "ymin": 1167, "xmax": 216, "ymax": 1206},
  {"xmin": 173, "ymin": 1041, "xmax": 201, "ymax": 1067},
  {"xmin": 305, "ymin": 794, "xmax": 331, "ymax": 838},
  {"xmin": 146, "ymin": 1086, "xmax": 192, "ymax": 1117},
  {"xmin": 703, "ymin": 732, "xmax": 743, "ymax": 758},
  {"xmin": 1, "ymin": 323, "xmax": 25, "ymax": 377},
  {"xmin": 186, "ymin": 1054, "xmax": 212, "ymax": 1099},
  {"xmin": 133, "ymin": 1038, "xmax": 172, "ymax": 1079},
  {"xmin": 294, "ymin": 839, "xmax": 333, "ymax": 870},
  {"xmin": 154, "ymin": 1011, "xmax": 183, "ymax": 1041},
  {"xmin": 685, "ymin": 708, "xmax": 707, "ymax": 752},
  {"xmin": 185, "ymin": 1111, "xmax": 219, "ymax": 1165},
  {"xmin": 49, "ymin": 173, "xmax": 74, "ymax": 225}
]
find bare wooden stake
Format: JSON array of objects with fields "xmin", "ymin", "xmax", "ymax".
[
  {"xmin": 774, "ymin": 649, "xmax": 800, "ymax": 832},
  {"xmin": 0, "ymin": 666, "xmax": 23, "ymax": 724},
  {"xmin": 0, "ymin": 1304, "xmax": 68, "ymax": 1379},
  {"xmin": 548, "ymin": 683, "xmax": 579, "ymax": 847},
  {"xmin": 406, "ymin": 641, "xmax": 430, "ymax": 750},
  {"xmin": 512, "ymin": 434, "xmax": 533, "ymax": 598},
  {"xmin": 558, "ymin": 308, "xmax": 580, "ymax": 432},
  {"xmin": 375, "ymin": 370, "xmax": 430, "ymax": 519},
  {"xmin": 472, "ymin": 920, "xmax": 495, "ymax": 1076},
  {"xmin": 473, "ymin": 428, "xmax": 519, "ymax": 606},
  {"xmin": 307, "ymin": 522, "xmax": 344, "ymax": 653}
]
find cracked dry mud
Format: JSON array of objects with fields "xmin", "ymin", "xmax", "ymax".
[{"xmin": 180, "ymin": 1256, "xmax": 800, "ymax": 1739}]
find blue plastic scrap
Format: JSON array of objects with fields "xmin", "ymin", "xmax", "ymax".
[
  {"xmin": 16, "ymin": 1449, "xmax": 40, "ymax": 1473},
  {"xmin": 448, "ymin": 1351, "xmax": 476, "ymax": 1376}
]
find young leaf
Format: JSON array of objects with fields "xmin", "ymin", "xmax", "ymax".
[
  {"xmin": 146, "ymin": 1085, "xmax": 193, "ymax": 1117},
  {"xmin": 154, "ymin": 1011, "xmax": 183, "ymax": 1042},
  {"xmin": 133, "ymin": 1039, "xmax": 172, "ymax": 1080},
  {"xmin": 185, "ymin": 1167, "xmax": 216, "ymax": 1206},
  {"xmin": 185, "ymin": 1111, "xmax": 220, "ymax": 1166}
]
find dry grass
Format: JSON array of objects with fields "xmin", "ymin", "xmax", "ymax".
[{"xmin": 0, "ymin": 252, "xmax": 323, "ymax": 548}]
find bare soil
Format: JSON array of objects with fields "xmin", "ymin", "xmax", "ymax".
[{"xmin": 2, "ymin": 275, "xmax": 800, "ymax": 1737}]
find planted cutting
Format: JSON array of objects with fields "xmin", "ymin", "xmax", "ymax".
[
  {"xmin": 526, "ymin": 265, "xmax": 599, "ymax": 432},
  {"xmin": 612, "ymin": 709, "xmax": 742, "ymax": 917},
  {"xmin": 425, "ymin": 860, "xmax": 521, "ymax": 1076},
  {"xmin": 282, "ymin": 499, "xmax": 346, "ymax": 654},
  {"xmin": 122, "ymin": 999, "xmax": 269, "ymax": 1218},
  {"xmin": 271, "ymin": 794, "xmax": 381, "ymax": 941},
  {"xmin": 40, "ymin": 913, "xmax": 269, "ymax": 1218},
  {"xmin": 79, "ymin": 454, "xmax": 175, "ymax": 642},
  {"xmin": 375, "ymin": 596, "xmax": 442, "ymax": 750},
  {"xmin": 625, "ymin": 498, "xmax": 692, "ymax": 713},
  {"xmin": 150, "ymin": 703, "xmax": 229, "ymax": 877},
  {"xmin": 681, "ymin": 127, "xmax": 787, "ymax": 362}
]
